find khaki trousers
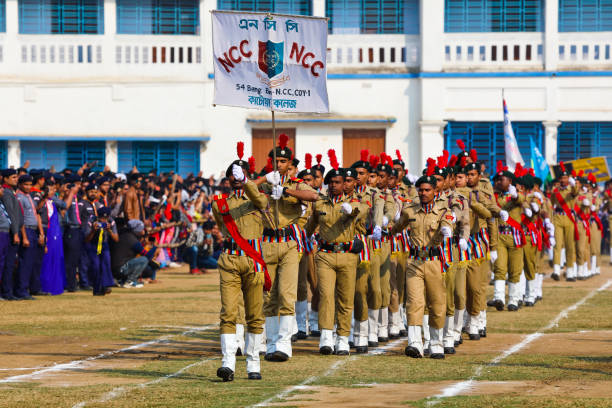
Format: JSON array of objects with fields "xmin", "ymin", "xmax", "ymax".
[
  {"xmin": 354, "ymin": 239, "xmax": 381, "ymax": 321},
  {"xmin": 466, "ymin": 258, "xmax": 486, "ymax": 317},
  {"xmin": 263, "ymin": 241, "xmax": 299, "ymax": 317},
  {"xmin": 576, "ymin": 221, "xmax": 589, "ymax": 265},
  {"xmin": 389, "ymin": 252, "xmax": 406, "ymax": 313},
  {"xmin": 379, "ymin": 241, "xmax": 392, "ymax": 308},
  {"xmin": 405, "ymin": 259, "xmax": 446, "ymax": 329},
  {"xmin": 218, "ymin": 253, "xmax": 264, "ymax": 334},
  {"xmin": 316, "ymin": 251, "xmax": 358, "ymax": 336},
  {"xmin": 523, "ymin": 236, "xmax": 538, "ymax": 281},
  {"xmin": 590, "ymin": 221, "xmax": 602, "ymax": 264},
  {"xmin": 453, "ymin": 264, "xmax": 467, "ymax": 311},
  {"xmin": 553, "ymin": 214, "xmax": 576, "ymax": 266},
  {"xmin": 494, "ymin": 234, "xmax": 524, "ymax": 283}
]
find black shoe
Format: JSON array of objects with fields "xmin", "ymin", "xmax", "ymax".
[
  {"xmin": 486, "ymin": 299, "xmax": 496, "ymax": 307},
  {"xmin": 319, "ymin": 346, "xmax": 333, "ymax": 355},
  {"xmin": 567, "ymin": 277, "xmax": 576, "ymax": 282},
  {"xmin": 454, "ymin": 340, "xmax": 461, "ymax": 347},
  {"xmin": 551, "ymin": 273, "xmax": 560, "ymax": 281},
  {"xmin": 17, "ymin": 296, "xmax": 35, "ymax": 301},
  {"xmin": 404, "ymin": 346, "xmax": 422, "ymax": 358},
  {"xmin": 489, "ymin": 279, "xmax": 494, "ymax": 286},
  {"xmin": 431, "ymin": 353, "xmax": 445, "ymax": 359},
  {"xmin": 507, "ymin": 304, "xmax": 518, "ymax": 311},
  {"xmin": 524, "ymin": 301, "xmax": 534, "ymax": 307},
  {"xmin": 291, "ymin": 334, "xmax": 298, "ymax": 342},
  {"xmin": 348, "ymin": 341, "xmax": 355, "ymax": 348},
  {"xmin": 93, "ymin": 292, "xmax": 106, "ymax": 296},
  {"xmin": 518, "ymin": 300, "xmax": 524, "ymax": 307},
  {"xmin": 31, "ymin": 291, "xmax": 51, "ymax": 296},
  {"xmin": 236, "ymin": 348, "xmax": 243, "ymax": 357},
  {"xmin": 67, "ymin": 288, "xmax": 77, "ymax": 293},
  {"xmin": 355, "ymin": 346, "xmax": 368, "ymax": 354},
  {"xmin": 297, "ymin": 331, "xmax": 308, "ymax": 340},
  {"xmin": 536, "ymin": 296, "xmax": 543, "ymax": 302},
  {"xmin": 269, "ymin": 351, "xmax": 289, "ymax": 362},
  {"xmin": 424, "ymin": 348, "xmax": 431, "ymax": 357},
  {"xmin": 310, "ymin": 330, "xmax": 321, "ymax": 337},
  {"xmin": 80, "ymin": 286, "xmax": 93, "ymax": 291},
  {"xmin": 6, "ymin": 295, "xmax": 18, "ymax": 301},
  {"xmin": 368, "ymin": 341, "xmax": 379, "ymax": 348},
  {"xmin": 479, "ymin": 328, "xmax": 487, "ymax": 338},
  {"xmin": 444, "ymin": 347, "xmax": 455, "ymax": 355},
  {"xmin": 389, "ymin": 333, "xmax": 400, "ymax": 340},
  {"xmin": 469, "ymin": 333, "xmax": 480, "ymax": 340},
  {"xmin": 399, "ymin": 330, "xmax": 408, "ymax": 337},
  {"xmin": 335, "ymin": 350, "xmax": 350, "ymax": 356},
  {"xmin": 378, "ymin": 337, "xmax": 388, "ymax": 343},
  {"xmin": 493, "ymin": 299, "xmax": 505, "ymax": 311},
  {"xmin": 577, "ymin": 276, "xmax": 586, "ymax": 281},
  {"xmin": 248, "ymin": 372, "xmax": 262, "ymax": 380},
  {"xmin": 264, "ymin": 353, "xmax": 274, "ymax": 361},
  {"xmin": 216, "ymin": 367, "xmax": 234, "ymax": 382}
]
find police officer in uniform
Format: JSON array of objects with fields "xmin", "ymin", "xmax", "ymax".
[{"xmin": 1, "ymin": 169, "xmax": 23, "ymax": 300}]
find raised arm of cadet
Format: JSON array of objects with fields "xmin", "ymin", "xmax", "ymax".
[
  {"xmin": 466, "ymin": 190, "xmax": 492, "ymax": 219},
  {"xmin": 243, "ymin": 179, "xmax": 269, "ymax": 209},
  {"xmin": 451, "ymin": 195, "xmax": 471, "ymax": 242},
  {"xmin": 284, "ymin": 184, "xmax": 318, "ymax": 202},
  {"xmin": 390, "ymin": 201, "xmax": 414, "ymax": 235},
  {"xmin": 369, "ymin": 190, "xmax": 385, "ymax": 229}
]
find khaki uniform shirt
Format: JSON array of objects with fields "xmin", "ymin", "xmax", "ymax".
[
  {"xmin": 441, "ymin": 189, "xmax": 470, "ymax": 241},
  {"xmin": 354, "ymin": 185, "xmax": 385, "ymax": 233},
  {"xmin": 550, "ymin": 184, "xmax": 579, "ymax": 212},
  {"xmin": 261, "ymin": 175, "xmax": 317, "ymax": 229},
  {"xmin": 211, "ymin": 180, "xmax": 268, "ymax": 240},
  {"xmin": 493, "ymin": 189, "xmax": 525, "ymax": 229},
  {"xmin": 306, "ymin": 194, "xmax": 367, "ymax": 243},
  {"xmin": 392, "ymin": 200, "xmax": 453, "ymax": 249}
]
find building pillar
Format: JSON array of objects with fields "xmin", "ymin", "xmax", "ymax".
[
  {"xmin": 199, "ymin": 140, "xmax": 208, "ymax": 174},
  {"xmin": 542, "ymin": 121, "xmax": 561, "ymax": 164},
  {"xmin": 418, "ymin": 120, "xmax": 447, "ymax": 170},
  {"xmin": 5, "ymin": 0, "xmax": 18, "ymax": 72},
  {"xmin": 7, "ymin": 140, "xmax": 20, "ymax": 169},
  {"xmin": 312, "ymin": 0, "xmax": 325, "ymax": 17},
  {"xmin": 103, "ymin": 0, "xmax": 116, "ymax": 65},
  {"xmin": 544, "ymin": 0, "xmax": 559, "ymax": 71},
  {"xmin": 420, "ymin": 0, "xmax": 444, "ymax": 72},
  {"xmin": 105, "ymin": 140, "xmax": 118, "ymax": 172},
  {"xmin": 202, "ymin": 0, "xmax": 216, "ymax": 74}
]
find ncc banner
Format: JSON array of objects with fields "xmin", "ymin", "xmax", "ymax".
[{"xmin": 211, "ymin": 10, "xmax": 329, "ymax": 113}]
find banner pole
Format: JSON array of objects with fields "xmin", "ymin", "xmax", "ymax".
[{"xmin": 272, "ymin": 108, "xmax": 279, "ymax": 227}]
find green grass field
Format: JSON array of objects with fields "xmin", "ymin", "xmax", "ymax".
[{"xmin": 1, "ymin": 261, "xmax": 611, "ymax": 408}]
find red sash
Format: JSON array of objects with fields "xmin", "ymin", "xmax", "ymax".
[
  {"xmin": 553, "ymin": 189, "xmax": 579, "ymax": 241},
  {"xmin": 521, "ymin": 214, "xmax": 541, "ymax": 250},
  {"xmin": 592, "ymin": 213, "xmax": 603, "ymax": 231},
  {"xmin": 215, "ymin": 195, "xmax": 271, "ymax": 291},
  {"xmin": 537, "ymin": 218, "xmax": 550, "ymax": 249},
  {"xmin": 574, "ymin": 204, "xmax": 591, "ymax": 243},
  {"xmin": 495, "ymin": 193, "xmax": 525, "ymax": 247}
]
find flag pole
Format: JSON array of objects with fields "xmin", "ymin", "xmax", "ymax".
[{"xmin": 271, "ymin": 107, "xmax": 279, "ymax": 227}]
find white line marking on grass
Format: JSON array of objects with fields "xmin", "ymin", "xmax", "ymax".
[
  {"xmin": 72, "ymin": 357, "xmax": 219, "ymax": 408},
  {"xmin": 251, "ymin": 337, "xmax": 405, "ymax": 407},
  {"xmin": 427, "ymin": 278, "xmax": 612, "ymax": 405},
  {"xmin": 0, "ymin": 324, "xmax": 217, "ymax": 384}
]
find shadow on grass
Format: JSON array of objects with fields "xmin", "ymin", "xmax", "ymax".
[{"xmin": 96, "ymin": 368, "xmax": 207, "ymax": 381}]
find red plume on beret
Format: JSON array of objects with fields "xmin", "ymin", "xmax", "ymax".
[
  {"xmin": 529, "ymin": 168, "xmax": 535, "ymax": 177},
  {"xmin": 369, "ymin": 155, "xmax": 379, "ymax": 169},
  {"xmin": 559, "ymin": 161, "xmax": 566, "ymax": 172},
  {"xmin": 460, "ymin": 156, "xmax": 467, "ymax": 167},
  {"xmin": 449, "ymin": 154, "xmax": 458, "ymax": 167},
  {"xmin": 395, "ymin": 149, "xmax": 403, "ymax": 161},
  {"xmin": 386, "ymin": 156, "xmax": 393, "ymax": 167},
  {"xmin": 328, "ymin": 149, "xmax": 339, "ymax": 170},
  {"xmin": 457, "ymin": 139, "xmax": 466, "ymax": 151},
  {"xmin": 316, "ymin": 154, "xmax": 322, "ymax": 165},
  {"xmin": 496, "ymin": 160, "xmax": 504, "ymax": 174},
  {"xmin": 236, "ymin": 141, "xmax": 244, "ymax": 160},
  {"xmin": 305, "ymin": 153, "xmax": 312, "ymax": 170},
  {"xmin": 380, "ymin": 152, "xmax": 387, "ymax": 165},
  {"xmin": 265, "ymin": 157, "xmax": 273, "ymax": 173},
  {"xmin": 360, "ymin": 149, "xmax": 369, "ymax": 162},
  {"xmin": 469, "ymin": 149, "xmax": 478, "ymax": 162},
  {"xmin": 426, "ymin": 158, "xmax": 436, "ymax": 176},
  {"xmin": 443, "ymin": 150, "xmax": 449, "ymax": 161},
  {"xmin": 514, "ymin": 163, "xmax": 523, "ymax": 178},
  {"xmin": 578, "ymin": 170, "xmax": 585, "ymax": 178},
  {"xmin": 248, "ymin": 156, "xmax": 255, "ymax": 174},
  {"xmin": 588, "ymin": 173, "xmax": 597, "ymax": 183},
  {"xmin": 278, "ymin": 134, "xmax": 289, "ymax": 149},
  {"xmin": 571, "ymin": 169, "xmax": 577, "ymax": 177}
]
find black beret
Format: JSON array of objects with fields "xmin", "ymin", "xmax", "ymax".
[
  {"xmin": 324, "ymin": 168, "xmax": 344, "ymax": 185},
  {"xmin": 1, "ymin": 168, "xmax": 17, "ymax": 178},
  {"xmin": 18, "ymin": 174, "xmax": 33, "ymax": 184}
]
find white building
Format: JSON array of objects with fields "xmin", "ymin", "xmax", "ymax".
[{"xmin": 0, "ymin": 0, "xmax": 611, "ymax": 176}]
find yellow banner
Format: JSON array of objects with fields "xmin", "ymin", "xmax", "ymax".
[{"xmin": 568, "ymin": 156, "xmax": 610, "ymax": 182}]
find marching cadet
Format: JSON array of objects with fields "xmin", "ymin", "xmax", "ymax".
[
  {"xmin": 587, "ymin": 174, "xmax": 602, "ymax": 276},
  {"xmin": 258, "ymin": 134, "xmax": 318, "ymax": 362},
  {"xmin": 573, "ymin": 172, "xmax": 592, "ymax": 280},
  {"xmin": 311, "ymin": 154, "xmax": 326, "ymax": 193},
  {"xmin": 350, "ymin": 151, "xmax": 385, "ymax": 352},
  {"xmin": 393, "ymin": 150, "xmax": 418, "ymax": 200},
  {"xmin": 550, "ymin": 162, "xmax": 579, "ymax": 281},
  {"xmin": 392, "ymin": 160, "xmax": 453, "ymax": 359},
  {"xmin": 491, "ymin": 162, "xmax": 525, "ymax": 311},
  {"xmin": 212, "ymin": 151, "xmax": 270, "ymax": 382},
  {"xmin": 532, "ymin": 176, "xmax": 554, "ymax": 302},
  {"xmin": 604, "ymin": 182, "xmax": 612, "ymax": 264},
  {"xmin": 305, "ymin": 150, "xmax": 367, "ymax": 355},
  {"xmin": 516, "ymin": 167, "xmax": 540, "ymax": 307}
]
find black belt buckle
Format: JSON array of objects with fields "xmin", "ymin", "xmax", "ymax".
[{"xmin": 333, "ymin": 243, "xmax": 343, "ymax": 252}]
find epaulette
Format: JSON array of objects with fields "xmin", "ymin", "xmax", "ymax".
[
  {"xmin": 365, "ymin": 200, "xmax": 372, "ymax": 208},
  {"xmin": 350, "ymin": 198, "xmax": 359, "ymax": 203},
  {"xmin": 398, "ymin": 197, "xmax": 412, "ymax": 203},
  {"xmin": 379, "ymin": 194, "xmax": 385, "ymax": 199},
  {"xmin": 291, "ymin": 177, "xmax": 303, "ymax": 183}
]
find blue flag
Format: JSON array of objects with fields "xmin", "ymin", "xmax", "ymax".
[{"xmin": 530, "ymin": 136, "xmax": 549, "ymax": 181}]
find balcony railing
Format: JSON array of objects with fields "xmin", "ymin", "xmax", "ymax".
[
  {"xmin": 327, "ymin": 34, "xmax": 419, "ymax": 71},
  {"xmin": 557, "ymin": 33, "xmax": 612, "ymax": 68},
  {"xmin": 443, "ymin": 33, "xmax": 544, "ymax": 70}
]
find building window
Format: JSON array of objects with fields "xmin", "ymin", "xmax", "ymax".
[
  {"xmin": 444, "ymin": 0, "xmax": 543, "ymax": 32},
  {"xmin": 0, "ymin": 0, "xmax": 6, "ymax": 33},
  {"xmin": 20, "ymin": 141, "xmax": 67, "ymax": 169},
  {"xmin": 559, "ymin": 0, "xmax": 612, "ymax": 32},
  {"xmin": 0, "ymin": 140, "xmax": 6, "ymax": 168},
  {"xmin": 117, "ymin": 0, "xmax": 200, "ymax": 35},
  {"xmin": 342, "ymin": 129, "xmax": 385, "ymax": 165},
  {"xmin": 218, "ymin": 0, "xmax": 312, "ymax": 15},
  {"xmin": 444, "ymin": 121, "xmax": 544, "ymax": 175},
  {"xmin": 326, "ymin": 0, "xmax": 418, "ymax": 34},
  {"xmin": 557, "ymin": 122, "xmax": 612, "ymax": 162},
  {"xmin": 19, "ymin": 0, "xmax": 104, "ymax": 34},
  {"xmin": 66, "ymin": 141, "xmax": 105, "ymax": 171},
  {"xmin": 118, "ymin": 141, "xmax": 200, "ymax": 175}
]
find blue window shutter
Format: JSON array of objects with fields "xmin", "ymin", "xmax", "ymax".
[
  {"xmin": 21, "ymin": 141, "xmax": 66, "ymax": 170},
  {"xmin": 558, "ymin": 122, "xmax": 612, "ymax": 163},
  {"xmin": 0, "ymin": 0, "xmax": 6, "ymax": 32},
  {"xmin": 218, "ymin": 0, "xmax": 311, "ymax": 15},
  {"xmin": 0, "ymin": 141, "xmax": 6, "ymax": 168},
  {"xmin": 132, "ymin": 142, "xmax": 178, "ymax": 174},
  {"xmin": 117, "ymin": 0, "xmax": 199, "ymax": 34},
  {"xmin": 445, "ymin": 0, "xmax": 542, "ymax": 32},
  {"xmin": 327, "ymin": 0, "xmax": 417, "ymax": 34},
  {"xmin": 178, "ymin": 141, "xmax": 200, "ymax": 176},
  {"xmin": 134, "ymin": 142, "xmax": 157, "ymax": 173},
  {"xmin": 559, "ymin": 0, "xmax": 612, "ymax": 32},
  {"xmin": 444, "ymin": 121, "xmax": 543, "ymax": 174},
  {"xmin": 66, "ymin": 141, "xmax": 105, "ymax": 171},
  {"xmin": 18, "ymin": 0, "xmax": 103, "ymax": 34},
  {"xmin": 118, "ymin": 141, "xmax": 133, "ymax": 173},
  {"xmin": 157, "ymin": 142, "xmax": 178, "ymax": 173}
]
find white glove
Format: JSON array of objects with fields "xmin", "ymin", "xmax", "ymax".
[
  {"xmin": 340, "ymin": 202, "xmax": 353, "ymax": 215},
  {"xmin": 547, "ymin": 225, "xmax": 555, "ymax": 236},
  {"xmin": 544, "ymin": 218, "xmax": 552, "ymax": 229},
  {"xmin": 271, "ymin": 185, "xmax": 284, "ymax": 200},
  {"xmin": 232, "ymin": 164, "xmax": 246, "ymax": 182},
  {"xmin": 394, "ymin": 210, "xmax": 401, "ymax": 222},
  {"xmin": 582, "ymin": 198, "xmax": 590, "ymax": 207},
  {"xmin": 499, "ymin": 210, "xmax": 509, "ymax": 222},
  {"xmin": 310, "ymin": 234, "xmax": 318, "ymax": 246},
  {"xmin": 549, "ymin": 237, "xmax": 556, "ymax": 247},
  {"xmin": 266, "ymin": 171, "xmax": 281, "ymax": 185},
  {"xmin": 382, "ymin": 215, "xmax": 389, "ymax": 227},
  {"xmin": 531, "ymin": 202, "xmax": 539, "ymax": 213},
  {"xmin": 508, "ymin": 184, "xmax": 518, "ymax": 198},
  {"xmin": 451, "ymin": 212, "xmax": 457, "ymax": 224},
  {"xmin": 489, "ymin": 250, "xmax": 498, "ymax": 263},
  {"xmin": 441, "ymin": 226, "xmax": 452, "ymax": 238},
  {"xmin": 371, "ymin": 225, "xmax": 382, "ymax": 241},
  {"xmin": 591, "ymin": 204, "xmax": 596, "ymax": 212},
  {"xmin": 459, "ymin": 238, "xmax": 468, "ymax": 251},
  {"xmin": 533, "ymin": 191, "xmax": 543, "ymax": 200},
  {"xmin": 569, "ymin": 176, "xmax": 576, "ymax": 187},
  {"xmin": 524, "ymin": 207, "xmax": 533, "ymax": 218},
  {"xmin": 301, "ymin": 204, "xmax": 307, "ymax": 217}
]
